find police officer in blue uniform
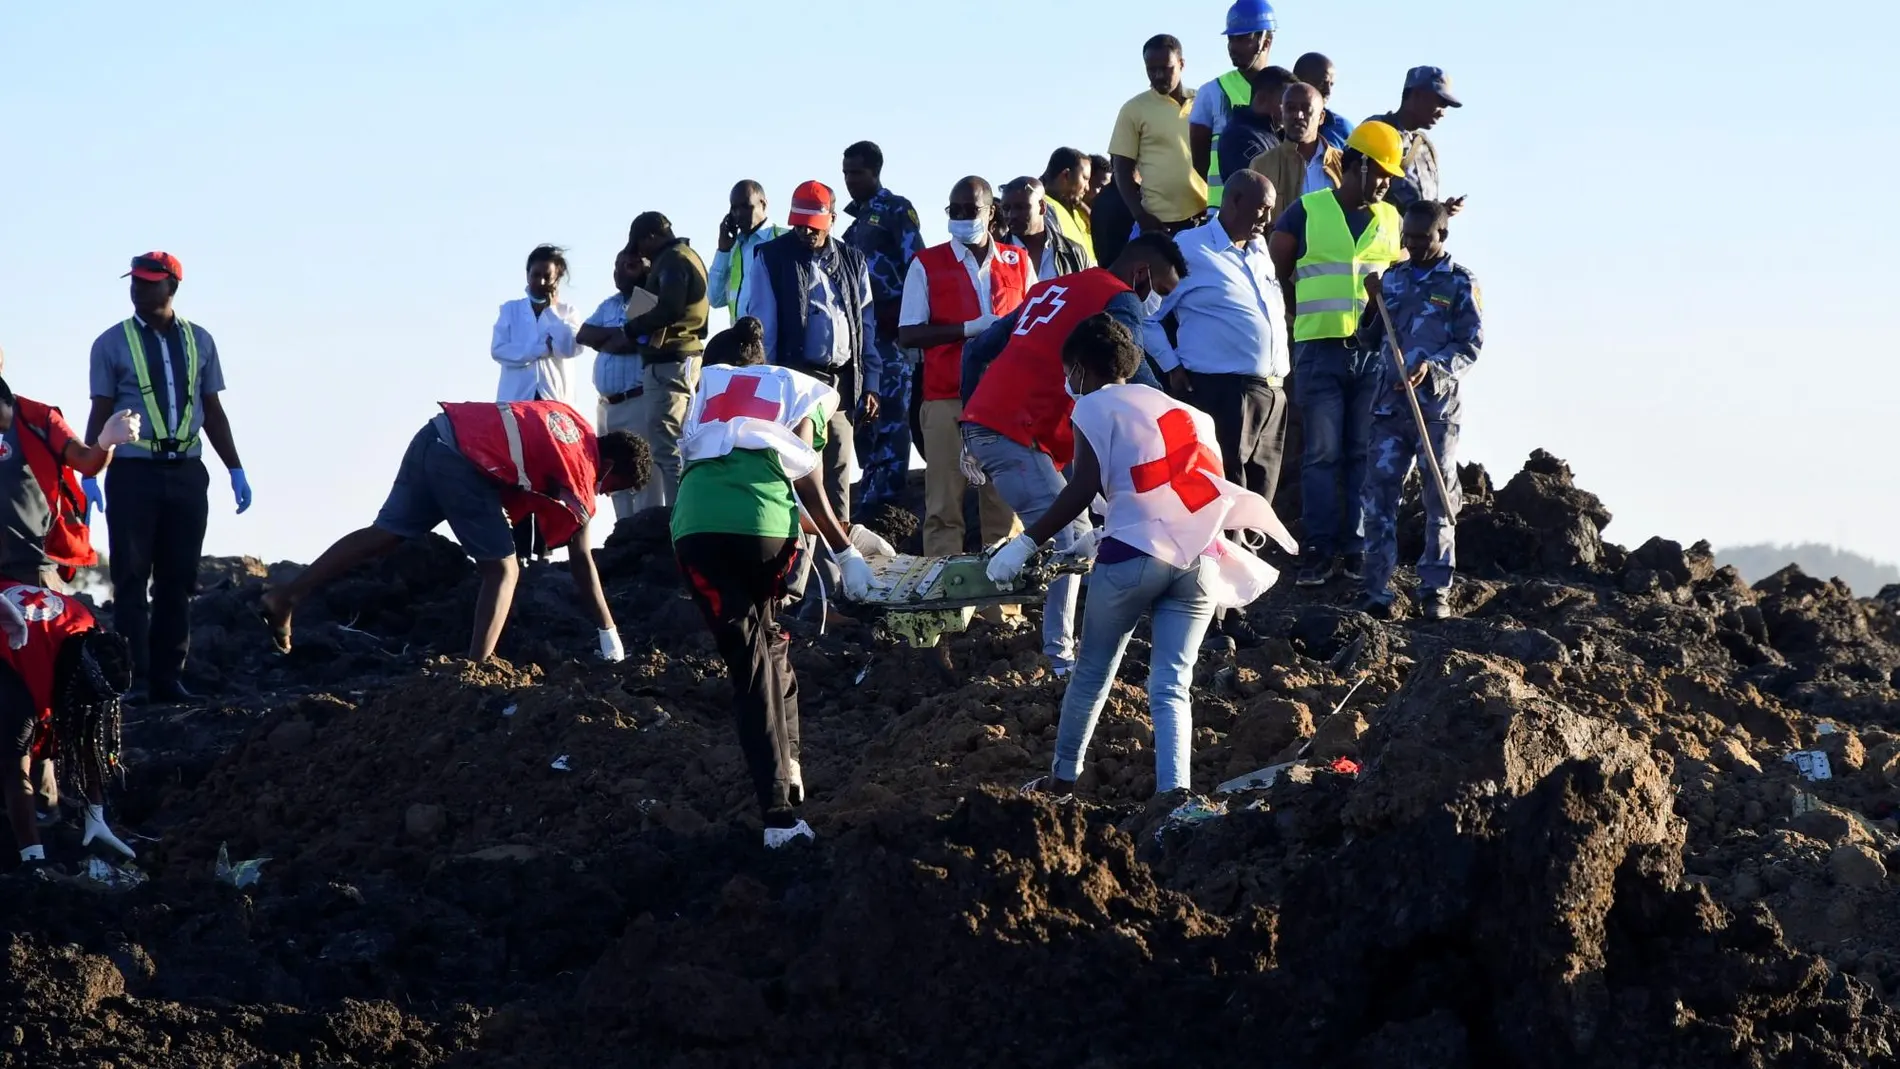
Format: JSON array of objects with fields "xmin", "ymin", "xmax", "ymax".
[
  {"xmin": 839, "ymin": 140, "xmax": 926, "ymax": 513},
  {"xmin": 1356, "ymin": 200, "xmax": 1482, "ymax": 620}
]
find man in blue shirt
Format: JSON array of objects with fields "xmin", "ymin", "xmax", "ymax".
[
  {"xmin": 1357, "ymin": 200, "xmax": 1482, "ymax": 620},
  {"xmin": 576, "ymin": 247, "xmax": 654, "ymax": 518},
  {"xmin": 707, "ymin": 181, "xmax": 785, "ymax": 321},
  {"xmin": 839, "ymin": 140, "xmax": 925, "ymax": 512},
  {"xmin": 1293, "ymin": 53, "xmax": 1355, "ymax": 150}
]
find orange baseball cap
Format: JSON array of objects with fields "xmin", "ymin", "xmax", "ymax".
[
  {"xmin": 124, "ymin": 251, "xmax": 183, "ymax": 282},
  {"xmin": 787, "ymin": 181, "xmax": 836, "ymax": 231}
]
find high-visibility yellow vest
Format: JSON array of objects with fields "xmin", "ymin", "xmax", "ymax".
[
  {"xmin": 726, "ymin": 225, "xmax": 785, "ymax": 317},
  {"xmin": 120, "ymin": 317, "xmax": 202, "ymax": 454},
  {"xmin": 1292, "ymin": 191, "xmax": 1401, "ymax": 342},
  {"xmin": 1205, "ymin": 69, "xmax": 1252, "ymax": 210}
]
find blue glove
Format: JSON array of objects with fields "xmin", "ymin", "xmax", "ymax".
[
  {"xmin": 230, "ymin": 469, "xmax": 253, "ymax": 514},
  {"xmin": 82, "ymin": 477, "xmax": 105, "ymax": 523}
]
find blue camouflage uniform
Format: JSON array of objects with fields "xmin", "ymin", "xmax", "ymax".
[
  {"xmin": 842, "ymin": 187, "xmax": 925, "ymax": 512},
  {"xmin": 1357, "ymin": 255, "xmax": 1483, "ymax": 605}
]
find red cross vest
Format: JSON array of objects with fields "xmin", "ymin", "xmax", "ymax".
[
  {"xmin": 678, "ymin": 364, "xmax": 839, "ymax": 482},
  {"xmin": 439, "ymin": 400, "xmax": 598, "ymax": 549},
  {"xmin": 1069, "ymin": 384, "xmax": 1283, "ymax": 567},
  {"xmin": 961, "ymin": 268, "xmax": 1130, "ymax": 468},
  {"xmin": 12, "ymin": 397, "xmax": 99, "ymax": 577},
  {"xmin": 0, "ymin": 581, "xmax": 97, "ymax": 752},
  {"xmin": 916, "ymin": 241, "xmax": 1032, "ymax": 403}
]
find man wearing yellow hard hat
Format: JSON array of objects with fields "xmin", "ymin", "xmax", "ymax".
[{"xmin": 1266, "ymin": 120, "xmax": 1407, "ymax": 587}]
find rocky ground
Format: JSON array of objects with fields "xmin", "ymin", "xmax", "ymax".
[{"xmin": 3, "ymin": 451, "xmax": 1899, "ymax": 1068}]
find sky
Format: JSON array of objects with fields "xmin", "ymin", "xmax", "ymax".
[{"xmin": 2, "ymin": 0, "xmax": 1894, "ymax": 568}]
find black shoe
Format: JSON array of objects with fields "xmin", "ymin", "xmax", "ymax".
[
  {"xmin": 1358, "ymin": 596, "xmax": 1398, "ymax": 621},
  {"xmin": 1421, "ymin": 588, "xmax": 1453, "ymax": 620},
  {"xmin": 147, "ymin": 681, "xmax": 200, "ymax": 704},
  {"xmin": 1295, "ymin": 558, "xmax": 1337, "ymax": 587},
  {"xmin": 1222, "ymin": 616, "xmax": 1267, "ymax": 650},
  {"xmin": 10, "ymin": 858, "xmax": 53, "ymax": 882},
  {"xmin": 1342, "ymin": 553, "xmax": 1365, "ymax": 581}
]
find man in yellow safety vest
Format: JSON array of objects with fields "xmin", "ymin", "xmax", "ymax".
[
  {"xmin": 1189, "ymin": 0, "xmax": 1277, "ymax": 215},
  {"xmin": 707, "ymin": 180, "xmax": 785, "ymax": 322},
  {"xmin": 1265, "ymin": 122, "xmax": 1406, "ymax": 587}
]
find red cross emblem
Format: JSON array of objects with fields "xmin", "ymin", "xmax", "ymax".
[
  {"xmin": 4, "ymin": 585, "xmax": 65, "ymax": 622},
  {"xmin": 700, "ymin": 375, "xmax": 781, "ymax": 424},
  {"xmin": 1129, "ymin": 409, "xmax": 1223, "ymax": 512}
]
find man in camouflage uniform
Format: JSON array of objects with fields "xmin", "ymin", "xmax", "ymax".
[
  {"xmin": 1357, "ymin": 200, "xmax": 1482, "ymax": 621},
  {"xmin": 839, "ymin": 140, "xmax": 926, "ymax": 513}
]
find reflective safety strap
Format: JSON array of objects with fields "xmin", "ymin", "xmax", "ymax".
[
  {"xmin": 1294, "ymin": 263, "xmax": 1355, "ymax": 280},
  {"xmin": 1295, "ymin": 298, "xmax": 1361, "ymax": 315},
  {"xmin": 120, "ymin": 317, "xmax": 202, "ymax": 453},
  {"xmin": 495, "ymin": 404, "xmax": 533, "ymax": 490}
]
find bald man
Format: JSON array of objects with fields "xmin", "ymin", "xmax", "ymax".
[{"xmin": 1251, "ymin": 82, "xmax": 1345, "ymax": 225}]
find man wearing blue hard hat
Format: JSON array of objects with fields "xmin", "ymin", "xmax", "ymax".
[{"xmin": 1189, "ymin": 0, "xmax": 1276, "ymax": 216}]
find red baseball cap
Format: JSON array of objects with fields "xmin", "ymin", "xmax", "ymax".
[
  {"xmin": 787, "ymin": 181, "xmax": 835, "ymax": 231},
  {"xmin": 123, "ymin": 251, "xmax": 183, "ymax": 282}
]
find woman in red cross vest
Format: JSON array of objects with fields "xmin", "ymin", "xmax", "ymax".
[
  {"xmin": 670, "ymin": 318, "xmax": 884, "ymax": 850},
  {"xmin": 988, "ymin": 314, "xmax": 1295, "ymax": 797},
  {"xmin": 0, "ymin": 580, "xmax": 137, "ymax": 870}
]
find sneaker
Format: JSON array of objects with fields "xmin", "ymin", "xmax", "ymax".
[
  {"xmin": 1342, "ymin": 553, "xmax": 1365, "ymax": 581},
  {"xmin": 763, "ymin": 820, "xmax": 815, "ymax": 849},
  {"xmin": 1295, "ymin": 558, "xmax": 1337, "ymax": 587},
  {"xmin": 1421, "ymin": 588, "xmax": 1453, "ymax": 620},
  {"xmin": 1358, "ymin": 596, "xmax": 1398, "ymax": 621}
]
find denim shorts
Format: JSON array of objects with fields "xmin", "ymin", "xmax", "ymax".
[{"xmin": 373, "ymin": 423, "xmax": 514, "ymax": 560}]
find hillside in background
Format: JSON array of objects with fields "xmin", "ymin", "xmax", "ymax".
[{"xmin": 1717, "ymin": 542, "xmax": 1900, "ymax": 596}]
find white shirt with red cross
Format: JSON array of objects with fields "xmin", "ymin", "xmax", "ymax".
[
  {"xmin": 677, "ymin": 364, "xmax": 840, "ymax": 482},
  {"xmin": 1070, "ymin": 383, "xmax": 1288, "ymax": 568}
]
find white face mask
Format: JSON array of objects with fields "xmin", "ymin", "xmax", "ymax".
[
  {"xmin": 1142, "ymin": 288, "xmax": 1165, "ymax": 317},
  {"xmin": 1063, "ymin": 372, "xmax": 1081, "ymax": 400},
  {"xmin": 947, "ymin": 219, "xmax": 987, "ymax": 245}
]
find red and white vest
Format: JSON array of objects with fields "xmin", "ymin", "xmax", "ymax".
[
  {"xmin": 440, "ymin": 400, "xmax": 598, "ymax": 548},
  {"xmin": 915, "ymin": 241, "xmax": 1032, "ymax": 403},
  {"xmin": 0, "ymin": 581, "xmax": 97, "ymax": 751},
  {"xmin": 678, "ymin": 364, "xmax": 839, "ymax": 481},
  {"xmin": 961, "ymin": 268, "xmax": 1130, "ymax": 468},
  {"xmin": 1070, "ymin": 384, "xmax": 1296, "ymax": 606}
]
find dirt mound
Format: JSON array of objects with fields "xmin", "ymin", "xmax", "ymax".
[{"xmin": 6, "ymin": 449, "xmax": 1900, "ymax": 1067}]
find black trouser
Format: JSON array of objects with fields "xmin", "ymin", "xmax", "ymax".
[
  {"xmin": 675, "ymin": 534, "xmax": 804, "ymax": 822},
  {"xmin": 106, "ymin": 457, "xmax": 210, "ymax": 688},
  {"xmin": 1188, "ymin": 372, "xmax": 1288, "ymax": 503}
]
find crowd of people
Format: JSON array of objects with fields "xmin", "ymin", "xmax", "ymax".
[{"xmin": 0, "ymin": 0, "xmax": 1487, "ymax": 863}]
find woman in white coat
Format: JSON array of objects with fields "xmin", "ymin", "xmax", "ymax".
[{"xmin": 492, "ymin": 244, "xmax": 583, "ymax": 406}]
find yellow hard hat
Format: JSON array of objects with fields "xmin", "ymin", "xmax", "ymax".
[{"xmin": 1346, "ymin": 120, "xmax": 1407, "ymax": 178}]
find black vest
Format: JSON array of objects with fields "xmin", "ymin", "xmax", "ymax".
[{"xmin": 753, "ymin": 233, "xmax": 867, "ymax": 402}]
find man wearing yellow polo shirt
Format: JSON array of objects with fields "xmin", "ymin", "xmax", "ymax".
[
  {"xmin": 1039, "ymin": 148, "xmax": 1096, "ymax": 266},
  {"xmin": 1108, "ymin": 35, "xmax": 1207, "ymax": 237}
]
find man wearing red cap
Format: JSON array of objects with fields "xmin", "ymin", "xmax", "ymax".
[
  {"xmin": 736, "ymin": 181, "xmax": 875, "ymax": 527},
  {"xmin": 85, "ymin": 252, "xmax": 251, "ymax": 703}
]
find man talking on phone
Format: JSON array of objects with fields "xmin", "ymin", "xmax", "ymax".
[{"xmin": 707, "ymin": 181, "xmax": 785, "ymax": 323}]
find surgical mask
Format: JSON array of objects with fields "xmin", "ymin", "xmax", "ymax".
[
  {"xmin": 1063, "ymin": 374, "xmax": 1081, "ymax": 400},
  {"xmin": 526, "ymin": 286, "xmax": 551, "ymax": 303},
  {"xmin": 1142, "ymin": 288, "xmax": 1164, "ymax": 317},
  {"xmin": 947, "ymin": 219, "xmax": 987, "ymax": 245}
]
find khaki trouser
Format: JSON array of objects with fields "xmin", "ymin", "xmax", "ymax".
[
  {"xmin": 919, "ymin": 399, "xmax": 1018, "ymax": 556},
  {"xmin": 641, "ymin": 355, "xmax": 702, "ymax": 512},
  {"xmin": 597, "ymin": 394, "xmax": 660, "ymax": 519}
]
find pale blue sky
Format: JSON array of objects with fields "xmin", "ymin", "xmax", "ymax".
[{"xmin": 2, "ymin": 0, "xmax": 1892, "ymax": 567}]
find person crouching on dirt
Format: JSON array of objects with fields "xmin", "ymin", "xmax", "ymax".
[
  {"xmin": 260, "ymin": 400, "xmax": 651, "ymax": 663},
  {"xmin": 672, "ymin": 317, "xmax": 882, "ymax": 849},
  {"xmin": 1, "ymin": 581, "xmax": 137, "ymax": 870},
  {"xmin": 988, "ymin": 314, "xmax": 1292, "ymax": 797}
]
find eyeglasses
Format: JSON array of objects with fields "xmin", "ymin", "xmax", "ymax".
[{"xmin": 944, "ymin": 204, "xmax": 987, "ymax": 221}]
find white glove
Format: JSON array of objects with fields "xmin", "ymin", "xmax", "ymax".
[
  {"xmin": 1067, "ymin": 526, "xmax": 1104, "ymax": 563},
  {"xmin": 986, "ymin": 534, "xmax": 1038, "ymax": 584},
  {"xmin": 836, "ymin": 546, "xmax": 874, "ymax": 600},
  {"xmin": 597, "ymin": 628, "xmax": 625, "ymax": 663},
  {"xmin": 959, "ymin": 449, "xmax": 988, "ymax": 486},
  {"xmin": 0, "ymin": 596, "xmax": 26, "ymax": 651},
  {"xmin": 848, "ymin": 524, "xmax": 896, "ymax": 560},
  {"xmin": 98, "ymin": 409, "xmax": 142, "ymax": 449},
  {"xmin": 83, "ymin": 804, "xmax": 136, "ymax": 860},
  {"xmin": 963, "ymin": 314, "xmax": 1000, "ymax": 338}
]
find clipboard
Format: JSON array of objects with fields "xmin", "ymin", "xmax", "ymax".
[{"xmin": 624, "ymin": 287, "xmax": 659, "ymax": 318}]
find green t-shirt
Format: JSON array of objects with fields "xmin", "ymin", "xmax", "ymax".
[{"xmin": 669, "ymin": 407, "xmax": 829, "ymax": 541}]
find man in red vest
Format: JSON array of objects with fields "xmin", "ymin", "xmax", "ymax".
[
  {"xmin": 897, "ymin": 177, "xmax": 1035, "ymax": 557},
  {"xmin": 958, "ymin": 234, "xmax": 1190, "ymax": 676},
  {"xmin": 260, "ymin": 401, "xmax": 651, "ymax": 664},
  {"xmin": 0, "ymin": 373, "xmax": 142, "ymax": 589}
]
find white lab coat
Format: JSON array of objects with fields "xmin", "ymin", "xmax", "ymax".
[{"xmin": 491, "ymin": 297, "xmax": 584, "ymax": 405}]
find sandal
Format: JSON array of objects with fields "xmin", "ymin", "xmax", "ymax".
[{"xmin": 257, "ymin": 592, "xmax": 292, "ymax": 655}]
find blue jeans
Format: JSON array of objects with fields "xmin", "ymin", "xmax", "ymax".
[
  {"xmin": 1294, "ymin": 338, "xmax": 1382, "ymax": 559},
  {"xmin": 960, "ymin": 423, "xmax": 1084, "ymax": 672},
  {"xmin": 1053, "ymin": 555, "xmax": 1217, "ymax": 793},
  {"xmin": 1362, "ymin": 411, "xmax": 1462, "ymax": 602}
]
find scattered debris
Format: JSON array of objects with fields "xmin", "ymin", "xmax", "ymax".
[{"xmin": 213, "ymin": 842, "xmax": 270, "ymax": 888}]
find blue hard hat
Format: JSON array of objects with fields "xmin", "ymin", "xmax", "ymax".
[{"xmin": 1225, "ymin": 0, "xmax": 1277, "ymax": 35}]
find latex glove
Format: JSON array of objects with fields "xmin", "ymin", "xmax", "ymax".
[
  {"xmin": 848, "ymin": 524, "xmax": 896, "ymax": 560},
  {"xmin": 835, "ymin": 546, "xmax": 874, "ymax": 601},
  {"xmin": 96, "ymin": 409, "xmax": 142, "ymax": 448},
  {"xmin": 230, "ymin": 469, "xmax": 253, "ymax": 514},
  {"xmin": 82, "ymin": 804, "xmax": 136, "ymax": 861},
  {"xmin": 82, "ymin": 477, "xmax": 105, "ymax": 521},
  {"xmin": 1067, "ymin": 526, "xmax": 1104, "ymax": 563},
  {"xmin": 958, "ymin": 448, "xmax": 988, "ymax": 487},
  {"xmin": 963, "ymin": 314, "xmax": 1000, "ymax": 339},
  {"xmin": 597, "ymin": 628, "xmax": 625, "ymax": 663},
  {"xmin": 0, "ymin": 595, "xmax": 26, "ymax": 650},
  {"xmin": 986, "ymin": 534, "xmax": 1037, "ymax": 584}
]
